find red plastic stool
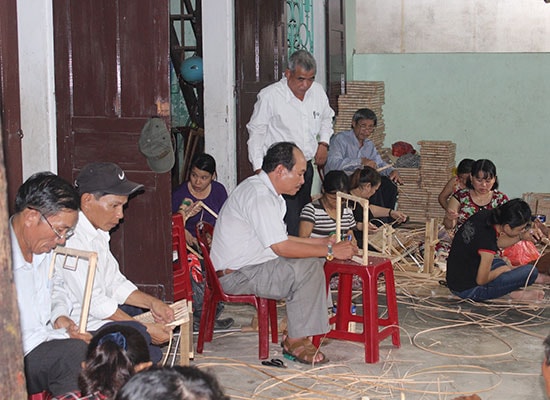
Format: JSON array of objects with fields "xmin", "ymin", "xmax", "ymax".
[
  {"xmin": 28, "ymin": 391, "xmax": 52, "ymax": 400},
  {"xmin": 314, "ymin": 256, "xmax": 400, "ymax": 363},
  {"xmin": 172, "ymin": 214, "xmax": 193, "ymax": 303}
]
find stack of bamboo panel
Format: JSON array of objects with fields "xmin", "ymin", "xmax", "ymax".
[
  {"xmin": 397, "ymin": 141, "xmax": 456, "ymax": 222},
  {"xmin": 419, "ymin": 141, "xmax": 456, "ymax": 220},
  {"xmin": 395, "ymin": 167, "xmax": 428, "ymax": 222},
  {"xmin": 333, "ymin": 81, "xmax": 386, "ymax": 150},
  {"xmin": 522, "ymin": 192, "xmax": 550, "ymax": 220},
  {"xmin": 333, "ymin": 82, "xmax": 457, "ymax": 223}
]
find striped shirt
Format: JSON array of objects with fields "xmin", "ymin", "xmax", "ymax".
[{"xmin": 300, "ymin": 199, "xmax": 356, "ymax": 238}]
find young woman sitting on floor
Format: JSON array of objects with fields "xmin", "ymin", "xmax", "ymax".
[{"xmin": 446, "ymin": 199, "xmax": 545, "ymax": 302}]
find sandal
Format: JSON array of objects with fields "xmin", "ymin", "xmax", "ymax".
[{"xmin": 281, "ymin": 337, "xmax": 328, "ymax": 365}]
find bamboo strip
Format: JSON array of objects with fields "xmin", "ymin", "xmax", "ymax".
[
  {"xmin": 335, "ymin": 191, "xmax": 369, "ymax": 265},
  {"xmin": 49, "ymin": 246, "xmax": 98, "ymax": 333}
]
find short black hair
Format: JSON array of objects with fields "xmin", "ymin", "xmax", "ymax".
[
  {"xmin": 349, "ymin": 166, "xmax": 381, "ymax": 190},
  {"xmin": 191, "ymin": 153, "xmax": 217, "ymax": 176},
  {"xmin": 79, "ymin": 324, "xmax": 150, "ymax": 397},
  {"xmin": 323, "ymin": 170, "xmax": 349, "ymax": 194},
  {"xmin": 352, "ymin": 108, "xmax": 377, "ymax": 128},
  {"xmin": 14, "ymin": 172, "xmax": 80, "ymax": 217},
  {"xmin": 115, "ymin": 366, "xmax": 229, "ymax": 400},
  {"xmin": 489, "ymin": 198, "xmax": 532, "ymax": 228},
  {"xmin": 262, "ymin": 142, "xmax": 299, "ymax": 173},
  {"xmin": 173, "ymin": 366, "xmax": 230, "ymax": 400},
  {"xmin": 467, "ymin": 159, "xmax": 499, "ymax": 190},
  {"xmin": 456, "ymin": 158, "xmax": 475, "ymax": 175}
]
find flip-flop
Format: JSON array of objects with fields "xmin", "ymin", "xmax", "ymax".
[{"xmin": 281, "ymin": 337, "xmax": 328, "ymax": 365}]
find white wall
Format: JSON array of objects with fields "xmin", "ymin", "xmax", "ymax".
[
  {"xmin": 201, "ymin": 0, "xmax": 237, "ymax": 192},
  {"xmin": 353, "ymin": 53, "xmax": 550, "ymax": 198},
  {"xmin": 17, "ymin": 0, "xmax": 57, "ymax": 178},
  {"xmin": 357, "ymin": 0, "xmax": 550, "ymax": 53},
  {"xmin": 348, "ymin": 1, "xmax": 550, "ymax": 198}
]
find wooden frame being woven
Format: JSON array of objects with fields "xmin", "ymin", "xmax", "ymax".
[
  {"xmin": 134, "ymin": 299, "xmax": 191, "ymax": 366},
  {"xmin": 335, "ymin": 191, "xmax": 369, "ymax": 265},
  {"xmin": 48, "ymin": 246, "xmax": 98, "ymax": 334}
]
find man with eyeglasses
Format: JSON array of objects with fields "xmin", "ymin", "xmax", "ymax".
[
  {"xmin": 50, "ymin": 162, "xmax": 175, "ymax": 364},
  {"xmin": 10, "ymin": 172, "xmax": 89, "ymax": 396},
  {"xmin": 325, "ymin": 108, "xmax": 403, "ymax": 221}
]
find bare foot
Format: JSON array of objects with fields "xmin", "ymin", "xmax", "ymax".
[
  {"xmin": 509, "ymin": 289, "xmax": 545, "ymax": 301},
  {"xmin": 535, "ymin": 273, "xmax": 550, "ymax": 285}
]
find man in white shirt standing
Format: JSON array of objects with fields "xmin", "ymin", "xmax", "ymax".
[
  {"xmin": 10, "ymin": 172, "xmax": 89, "ymax": 396},
  {"xmin": 247, "ymin": 50, "xmax": 334, "ymax": 236},
  {"xmin": 51, "ymin": 162, "xmax": 174, "ymax": 363}
]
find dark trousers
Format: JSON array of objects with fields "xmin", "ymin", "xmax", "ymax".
[
  {"xmin": 24, "ymin": 338, "xmax": 87, "ymax": 396},
  {"xmin": 283, "ymin": 161, "xmax": 314, "ymax": 236},
  {"xmin": 369, "ymin": 176, "xmax": 398, "ymax": 224}
]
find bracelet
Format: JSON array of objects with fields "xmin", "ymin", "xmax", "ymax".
[{"xmin": 388, "ymin": 209, "xmax": 393, "ymax": 218}]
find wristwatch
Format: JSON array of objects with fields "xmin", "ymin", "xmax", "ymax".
[{"xmin": 326, "ymin": 243, "xmax": 334, "ymax": 261}]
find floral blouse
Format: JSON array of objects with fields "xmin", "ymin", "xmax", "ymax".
[{"xmin": 452, "ymin": 188, "xmax": 508, "ymax": 230}]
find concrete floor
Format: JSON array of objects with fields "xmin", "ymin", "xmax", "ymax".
[{"xmin": 169, "ymin": 273, "xmax": 549, "ymax": 400}]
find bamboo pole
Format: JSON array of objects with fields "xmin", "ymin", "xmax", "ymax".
[
  {"xmin": 49, "ymin": 246, "xmax": 98, "ymax": 333},
  {"xmin": 335, "ymin": 191, "xmax": 369, "ymax": 265},
  {"xmin": 195, "ymin": 201, "xmax": 218, "ymax": 219},
  {"xmin": 424, "ymin": 219, "xmax": 438, "ymax": 274}
]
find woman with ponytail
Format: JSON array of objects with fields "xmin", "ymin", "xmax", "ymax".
[
  {"xmin": 348, "ymin": 166, "xmax": 407, "ymax": 249},
  {"xmin": 446, "ymin": 199, "xmax": 544, "ymax": 301},
  {"xmin": 54, "ymin": 324, "xmax": 152, "ymax": 400}
]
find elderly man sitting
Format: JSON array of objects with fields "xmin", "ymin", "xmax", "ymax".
[{"xmin": 325, "ymin": 108, "xmax": 403, "ymax": 222}]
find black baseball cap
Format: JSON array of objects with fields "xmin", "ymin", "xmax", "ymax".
[{"xmin": 75, "ymin": 162, "xmax": 144, "ymax": 196}]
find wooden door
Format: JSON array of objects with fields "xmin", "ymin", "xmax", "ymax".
[
  {"xmin": 0, "ymin": 0, "xmax": 26, "ymax": 393},
  {"xmin": 234, "ymin": 0, "xmax": 287, "ymax": 183},
  {"xmin": 0, "ymin": 0, "xmax": 23, "ymax": 215},
  {"xmin": 53, "ymin": 0, "xmax": 174, "ymax": 300},
  {"xmin": 326, "ymin": 0, "xmax": 346, "ymax": 114}
]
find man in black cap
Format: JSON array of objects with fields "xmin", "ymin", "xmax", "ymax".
[{"xmin": 51, "ymin": 162, "xmax": 175, "ymax": 363}]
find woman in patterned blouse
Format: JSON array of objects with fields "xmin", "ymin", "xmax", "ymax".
[{"xmin": 443, "ymin": 159, "xmax": 508, "ymax": 232}]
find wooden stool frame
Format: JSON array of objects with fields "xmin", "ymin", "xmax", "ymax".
[
  {"xmin": 48, "ymin": 246, "xmax": 98, "ymax": 334},
  {"xmin": 335, "ymin": 191, "xmax": 369, "ymax": 265}
]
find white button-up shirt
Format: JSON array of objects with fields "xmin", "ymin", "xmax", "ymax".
[
  {"xmin": 11, "ymin": 219, "xmax": 69, "ymax": 355},
  {"xmin": 211, "ymin": 172, "xmax": 288, "ymax": 270},
  {"xmin": 246, "ymin": 77, "xmax": 334, "ymax": 171},
  {"xmin": 51, "ymin": 211, "xmax": 138, "ymax": 331}
]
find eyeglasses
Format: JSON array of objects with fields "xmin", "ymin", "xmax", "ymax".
[
  {"xmin": 357, "ymin": 123, "xmax": 376, "ymax": 131},
  {"xmin": 29, "ymin": 207, "xmax": 75, "ymax": 240}
]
